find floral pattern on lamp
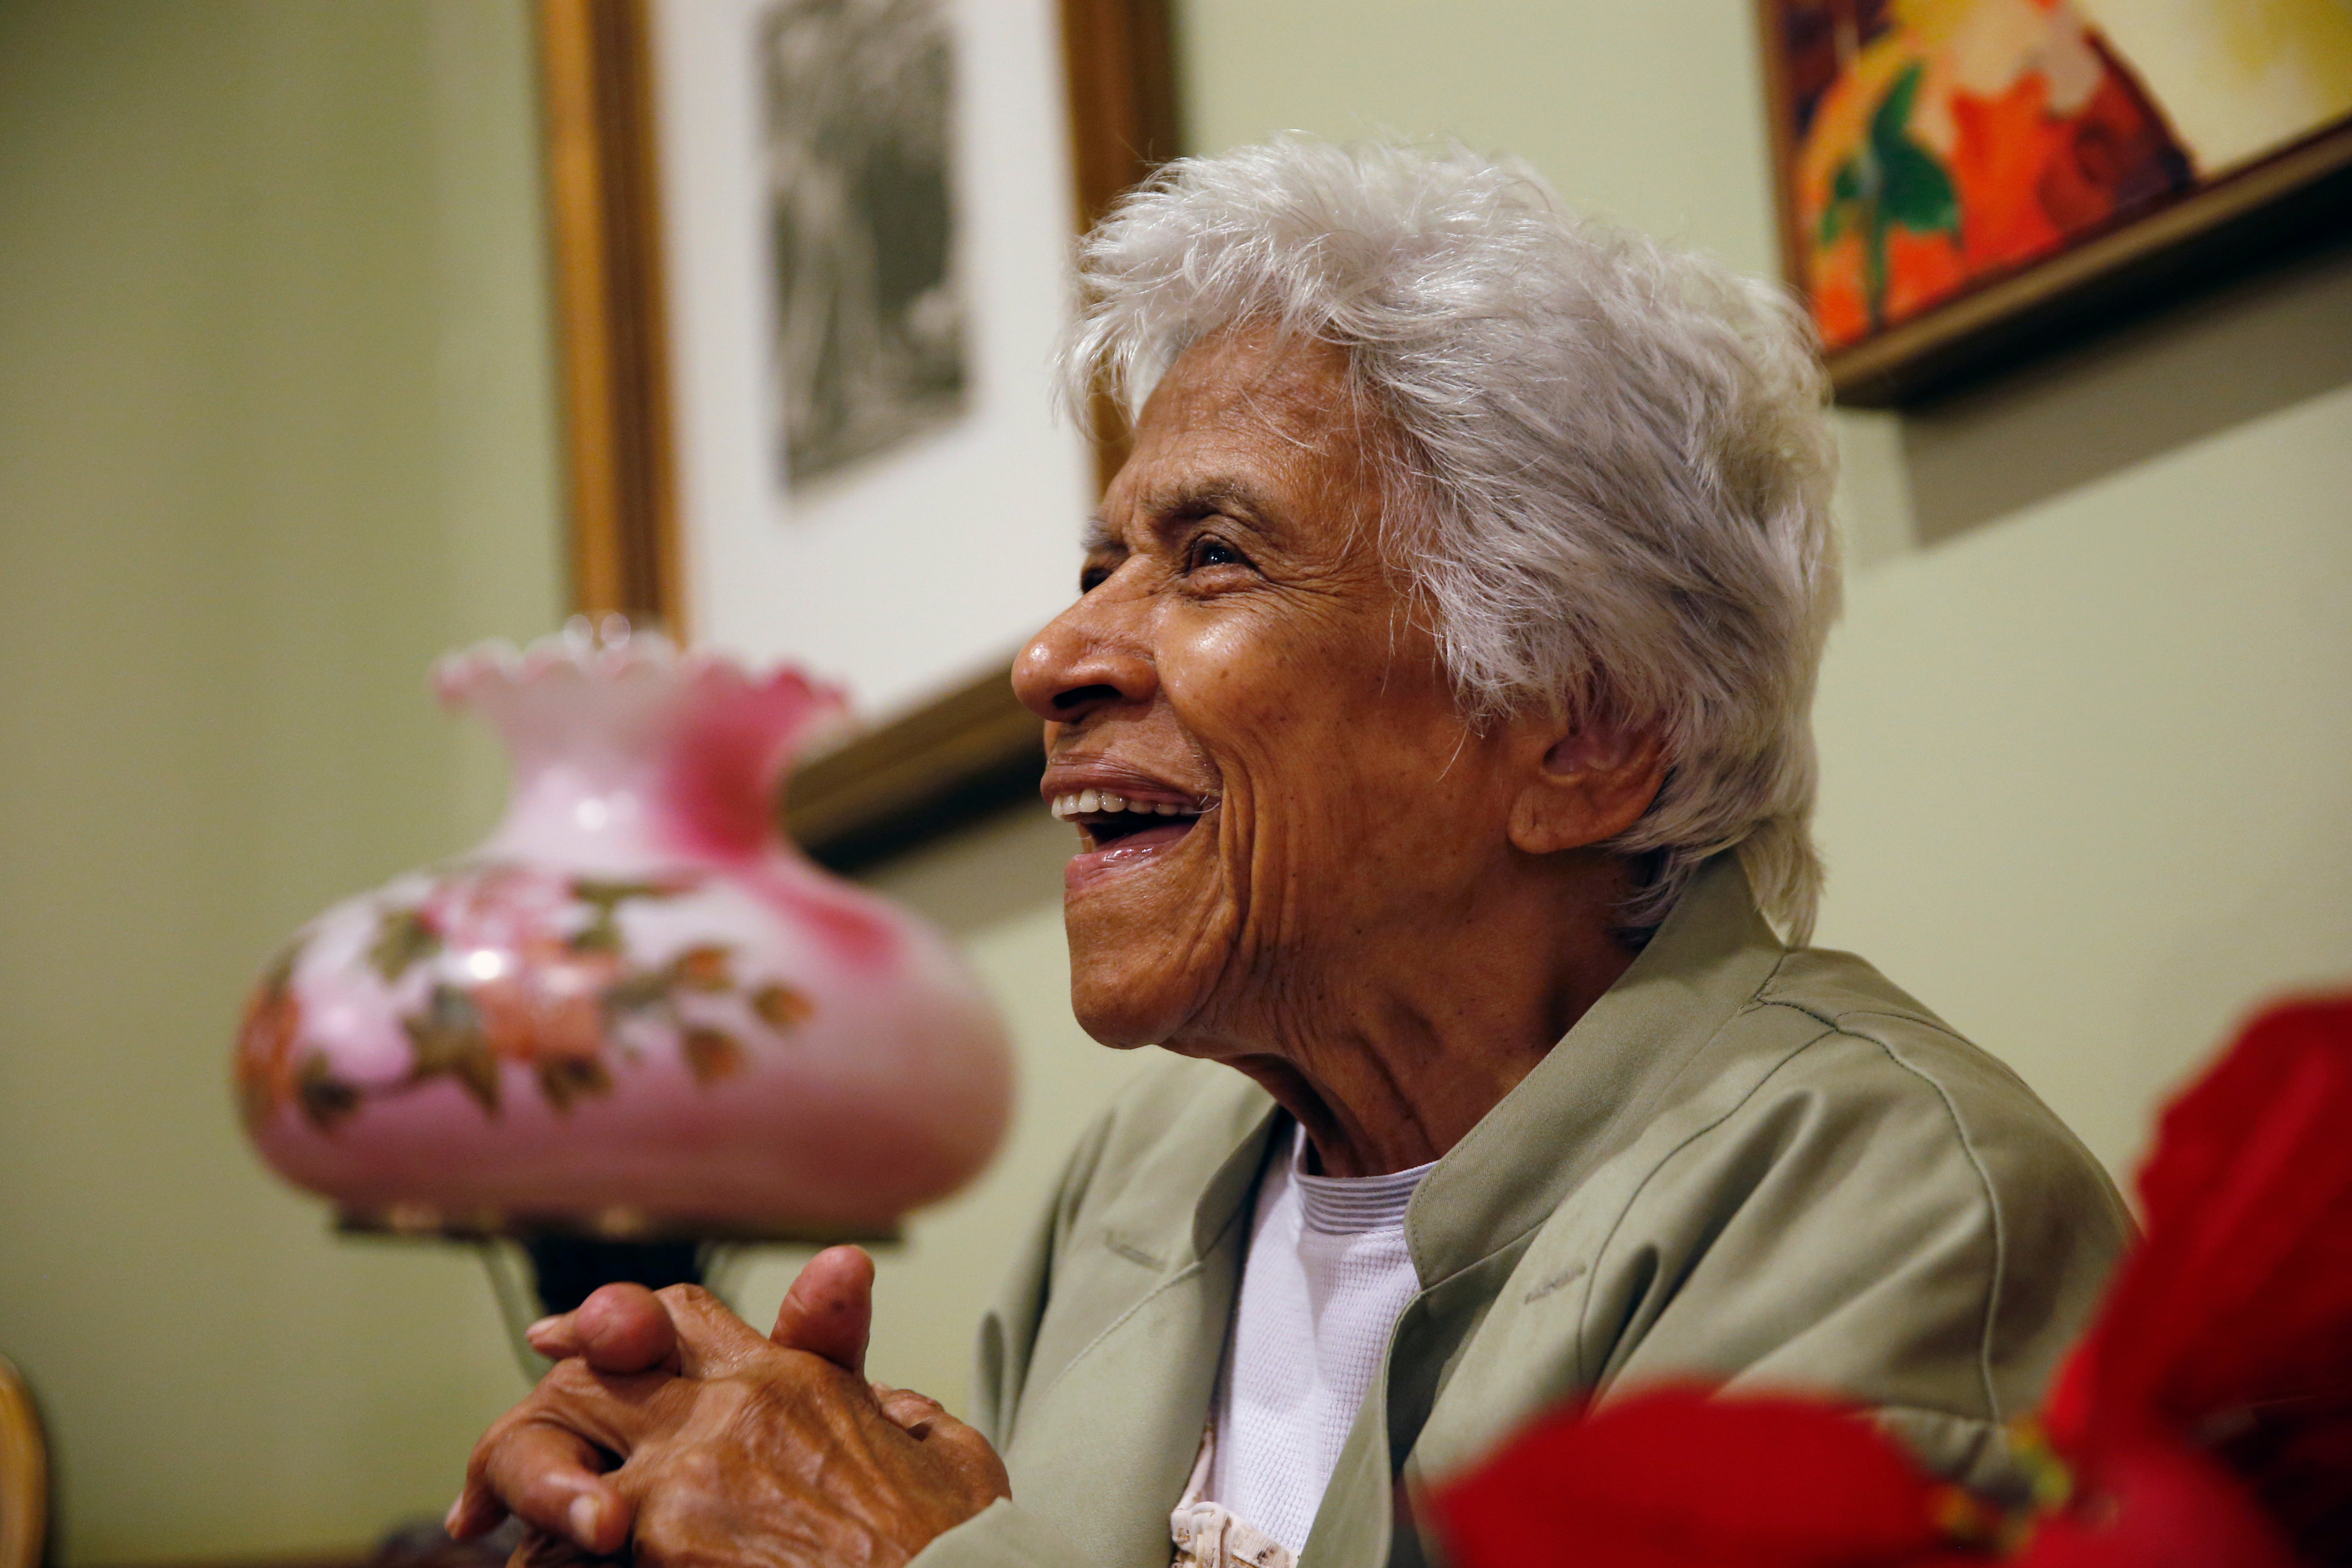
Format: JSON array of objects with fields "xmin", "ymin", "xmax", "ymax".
[{"xmin": 235, "ymin": 622, "xmax": 1014, "ymax": 1237}]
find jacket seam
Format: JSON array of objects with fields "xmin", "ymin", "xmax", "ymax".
[
  {"xmin": 1577, "ymin": 1011, "xmax": 2010, "ymax": 1424},
  {"xmin": 1761, "ymin": 993, "xmax": 1978, "ymax": 1054},
  {"xmin": 1019, "ymin": 1089, "xmax": 1274, "ymax": 1423},
  {"xmin": 1839, "ymin": 1016, "xmax": 2012, "ymax": 1424},
  {"xmin": 1732, "ymin": 1000, "xmax": 2010, "ymax": 1421}
]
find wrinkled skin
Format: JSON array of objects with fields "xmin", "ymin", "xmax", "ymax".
[
  {"xmin": 448, "ymin": 1248, "xmax": 1007, "ymax": 1564},
  {"xmin": 451, "ymin": 325, "xmax": 1667, "ymax": 1560}
]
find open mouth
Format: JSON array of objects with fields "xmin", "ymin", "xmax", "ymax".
[{"xmin": 1049, "ymin": 789, "xmax": 1206, "ymax": 857}]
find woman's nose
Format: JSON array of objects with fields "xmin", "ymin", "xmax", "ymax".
[{"xmin": 1013, "ymin": 596, "xmax": 1157, "ymax": 725}]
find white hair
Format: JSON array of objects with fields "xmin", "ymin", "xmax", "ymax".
[{"xmin": 1059, "ymin": 137, "xmax": 1842, "ymax": 942}]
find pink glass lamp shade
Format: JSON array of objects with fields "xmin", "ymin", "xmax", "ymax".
[{"xmin": 234, "ymin": 622, "xmax": 1013, "ymax": 1240}]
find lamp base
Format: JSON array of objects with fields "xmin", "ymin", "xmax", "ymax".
[
  {"xmin": 330, "ymin": 1208, "xmax": 901, "ymax": 1372},
  {"xmin": 521, "ymin": 1233, "xmax": 706, "ymax": 1314}
]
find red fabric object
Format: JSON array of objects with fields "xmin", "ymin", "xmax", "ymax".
[
  {"xmin": 1425, "ymin": 1387, "xmax": 1976, "ymax": 1568},
  {"xmin": 2042, "ymin": 995, "xmax": 2352, "ymax": 1565}
]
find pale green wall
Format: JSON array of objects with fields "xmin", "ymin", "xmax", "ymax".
[
  {"xmin": 5, "ymin": 0, "xmax": 2347, "ymax": 1561},
  {"xmin": 0, "ymin": 0, "xmax": 566, "ymax": 1558}
]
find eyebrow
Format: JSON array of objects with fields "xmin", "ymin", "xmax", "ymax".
[{"xmin": 1080, "ymin": 478, "xmax": 1284, "ymax": 554}]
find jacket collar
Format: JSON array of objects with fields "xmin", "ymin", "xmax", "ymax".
[
  {"xmin": 1401, "ymin": 854, "xmax": 1787, "ymax": 1284},
  {"xmin": 1166, "ymin": 855, "xmax": 1786, "ymax": 1281}
]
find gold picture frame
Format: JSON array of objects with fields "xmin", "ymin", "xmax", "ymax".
[{"xmin": 537, "ymin": 0, "xmax": 1178, "ymax": 867}]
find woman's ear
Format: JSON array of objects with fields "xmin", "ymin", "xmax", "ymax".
[{"xmin": 1506, "ymin": 720, "xmax": 1666, "ymax": 855}]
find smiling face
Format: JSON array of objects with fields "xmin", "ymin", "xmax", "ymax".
[{"xmin": 1014, "ymin": 327, "xmax": 1553, "ymax": 1058}]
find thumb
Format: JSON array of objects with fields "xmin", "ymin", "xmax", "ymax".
[{"xmin": 769, "ymin": 1244, "xmax": 875, "ymax": 1375}]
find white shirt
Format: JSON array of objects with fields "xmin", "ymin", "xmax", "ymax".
[{"xmin": 1202, "ymin": 1124, "xmax": 1436, "ymax": 1556}]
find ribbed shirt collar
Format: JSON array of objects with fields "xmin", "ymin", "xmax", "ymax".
[{"xmin": 1285, "ymin": 1123, "xmax": 1437, "ymax": 1235}]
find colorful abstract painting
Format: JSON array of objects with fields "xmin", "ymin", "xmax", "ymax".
[{"xmin": 1765, "ymin": 0, "xmax": 2352, "ymax": 362}]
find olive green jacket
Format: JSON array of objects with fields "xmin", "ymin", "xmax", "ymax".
[{"xmin": 913, "ymin": 858, "xmax": 2131, "ymax": 1568}]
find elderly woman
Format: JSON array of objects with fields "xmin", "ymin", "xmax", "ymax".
[{"xmin": 450, "ymin": 139, "xmax": 2127, "ymax": 1568}]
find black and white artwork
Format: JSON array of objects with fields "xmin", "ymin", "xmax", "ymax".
[
  {"xmin": 761, "ymin": 0, "xmax": 968, "ymax": 489},
  {"xmin": 654, "ymin": 0, "xmax": 1093, "ymax": 720}
]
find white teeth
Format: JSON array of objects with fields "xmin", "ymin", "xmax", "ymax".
[{"xmin": 1048, "ymin": 789, "xmax": 1208, "ymax": 819}]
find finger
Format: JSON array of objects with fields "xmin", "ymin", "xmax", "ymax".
[
  {"xmin": 473, "ymin": 1419, "xmax": 634, "ymax": 1555},
  {"xmin": 444, "ymin": 1473, "xmax": 508, "ymax": 1541},
  {"xmin": 874, "ymin": 1383, "xmax": 948, "ymax": 1439},
  {"xmin": 768, "ymin": 1245, "xmax": 875, "ymax": 1375},
  {"xmin": 562, "ymin": 1282, "xmax": 681, "ymax": 1373},
  {"xmin": 652, "ymin": 1283, "xmax": 780, "ymax": 1379},
  {"xmin": 519, "ymin": 1283, "xmax": 674, "ymax": 1367},
  {"xmin": 522, "ymin": 1312, "xmax": 579, "ymax": 1361},
  {"xmin": 454, "ymin": 1359, "xmax": 670, "ymax": 1544}
]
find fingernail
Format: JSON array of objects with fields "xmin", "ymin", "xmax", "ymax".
[
  {"xmin": 443, "ymin": 1498, "xmax": 465, "ymax": 1536},
  {"xmin": 568, "ymin": 1494, "xmax": 603, "ymax": 1546},
  {"xmin": 526, "ymin": 1315, "xmax": 562, "ymax": 1338}
]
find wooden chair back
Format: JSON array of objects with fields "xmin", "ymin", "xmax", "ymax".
[{"xmin": 0, "ymin": 1355, "xmax": 45, "ymax": 1568}]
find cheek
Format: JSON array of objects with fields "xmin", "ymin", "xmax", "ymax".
[
  {"xmin": 1159, "ymin": 618, "xmax": 1278, "ymax": 736},
  {"xmin": 1159, "ymin": 609, "xmax": 1362, "ymax": 770},
  {"xmin": 1179, "ymin": 655, "xmax": 1490, "ymax": 922},
  {"xmin": 1168, "ymin": 612, "xmax": 1453, "ymax": 811}
]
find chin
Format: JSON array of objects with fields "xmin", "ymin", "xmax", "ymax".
[
  {"xmin": 1067, "ymin": 959, "xmax": 1191, "ymax": 1050},
  {"xmin": 1066, "ymin": 897, "xmax": 1225, "ymax": 1047}
]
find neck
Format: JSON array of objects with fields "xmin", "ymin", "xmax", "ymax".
[{"xmin": 1181, "ymin": 852, "xmax": 1644, "ymax": 1178}]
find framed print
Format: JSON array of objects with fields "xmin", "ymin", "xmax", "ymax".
[
  {"xmin": 1758, "ymin": 0, "xmax": 2352, "ymax": 405},
  {"xmin": 539, "ymin": 0, "xmax": 1177, "ymax": 866}
]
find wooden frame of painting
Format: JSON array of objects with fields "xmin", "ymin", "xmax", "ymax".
[
  {"xmin": 537, "ymin": 0, "xmax": 1178, "ymax": 868},
  {"xmin": 1756, "ymin": 0, "xmax": 2352, "ymax": 407}
]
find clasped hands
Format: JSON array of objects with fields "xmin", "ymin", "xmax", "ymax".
[{"xmin": 447, "ymin": 1246, "xmax": 1010, "ymax": 1566}]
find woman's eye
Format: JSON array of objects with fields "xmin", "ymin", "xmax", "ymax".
[{"xmin": 1188, "ymin": 537, "xmax": 1250, "ymax": 572}]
